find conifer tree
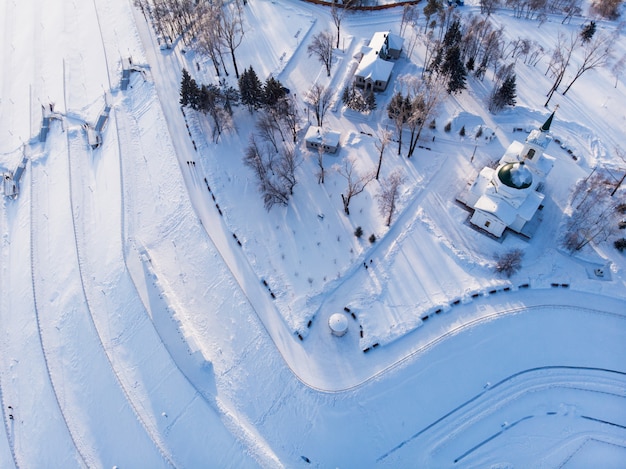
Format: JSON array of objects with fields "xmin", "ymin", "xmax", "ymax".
[
  {"xmin": 580, "ymin": 21, "xmax": 596, "ymax": 43},
  {"xmin": 498, "ymin": 75, "xmax": 517, "ymax": 106},
  {"xmin": 442, "ymin": 46, "xmax": 467, "ymax": 94},
  {"xmin": 238, "ymin": 66, "xmax": 263, "ymax": 112},
  {"xmin": 263, "ymin": 77, "xmax": 287, "ymax": 108},
  {"xmin": 180, "ymin": 68, "xmax": 199, "ymax": 108}
]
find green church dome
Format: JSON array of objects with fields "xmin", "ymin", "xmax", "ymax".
[{"xmin": 498, "ymin": 162, "xmax": 532, "ymax": 189}]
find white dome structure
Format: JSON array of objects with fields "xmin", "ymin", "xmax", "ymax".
[{"xmin": 329, "ymin": 313, "xmax": 348, "ymax": 337}]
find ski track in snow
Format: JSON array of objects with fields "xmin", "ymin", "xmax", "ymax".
[{"xmin": 2, "ymin": 0, "xmax": 626, "ymax": 466}]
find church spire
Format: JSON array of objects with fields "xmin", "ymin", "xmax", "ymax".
[{"xmin": 541, "ymin": 105, "xmax": 558, "ymax": 132}]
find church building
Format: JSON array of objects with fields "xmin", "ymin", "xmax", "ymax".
[{"xmin": 460, "ymin": 112, "xmax": 556, "ymax": 238}]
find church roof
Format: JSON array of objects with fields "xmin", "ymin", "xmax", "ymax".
[
  {"xmin": 498, "ymin": 162, "xmax": 533, "ymax": 189},
  {"xmin": 541, "ymin": 111, "xmax": 555, "ymax": 132}
]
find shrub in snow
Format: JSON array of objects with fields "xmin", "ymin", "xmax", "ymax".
[
  {"xmin": 369, "ymin": 234, "xmax": 377, "ymax": 244},
  {"xmin": 494, "ymin": 249, "xmax": 524, "ymax": 277},
  {"xmin": 615, "ymin": 238, "xmax": 626, "ymax": 252},
  {"xmin": 342, "ymin": 84, "xmax": 376, "ymax": 113},
  {"xmin": 459, "ymin": 125, "xmax": 465, "ymax": 137},
  {"xmin": 444, "ymin": 121, "xmax": 452, "ymax": 132},
  {"xmin": 354, "ymin": 226, "xmax": 363, "ymax": 238}
]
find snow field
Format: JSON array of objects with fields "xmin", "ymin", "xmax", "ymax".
[{"xmin": 1, "ymin": 0, "xmax": 626, "ymax": 466}]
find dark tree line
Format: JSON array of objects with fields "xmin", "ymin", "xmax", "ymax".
[
  {"xmin": 428, "ymin": 19, "xmax": 467, "ymax": 94},
  {"xmin": 180, "ymin": 68, "xmax": 237, "ymax": 142},
  {"xmin": 135, "ymin": 0, "xmax": 246, "ymax": 79}
]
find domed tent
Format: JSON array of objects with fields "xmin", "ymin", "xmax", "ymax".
[{"xmin": 329, "ymin": 313, "xmax": 348, "ymax": 337}]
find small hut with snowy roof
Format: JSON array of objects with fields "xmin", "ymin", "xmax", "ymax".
[{"xmin": 305, "ymin": 126, "xmax": 341, "ymax": 154}]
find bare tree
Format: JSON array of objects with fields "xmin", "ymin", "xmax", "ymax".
[
  {"xmin": 195, "ymin": 5, "xmax": 229, "ymax": 76},
  {"xmin": 315, "ymin": 144, "xmax": 325, "ymax": 184},
  {"xmin": 590, "ymin": 0, "xmax": 622, "ymax": 19},
  {"xmin": 306, "ymin": 83, "xmax": 332, "ymax": 127},
  {"xmin": 400, "ymin": 4, "xmax": 420, "ymax": 36},
  {"xmin": 337, "ymin": 157, "xmax": 375, "ymax": 215},
  {"xmin": 611, "ymin": 52, "xmax": 626, "ymax": 88},
  {"xmin": 307, "ymin": 30, "xmax": 335, "ymax": 77},
  {"xmin": 423, "ymin": 0, "xmax": 444, "ymax": 33},
  {"xmin": 562, "ymin": 174, "xmax": 624, "ymax": 251},
  {"xmin": 375, "ymin": 129, "xmax": 392, "ymax": 180},
  {"xmin": 560, "ymin": 0, "xmax": 582, "ymax": 23},
  {"xmin": 561, "ymin": 32, "xmax": 613, "ymax": 95},
  {"xmin": 480, "ymin": 0, "xmax": 500, "ymax": 15},
  {"xmin": 544, "ymin": 32, "xmax": 578, "ymax": 107},
  {"xmin": 422, "ymin": 30, "xmax": 439, "ymax": 78},
  {"xmin": 275, "ymin": 146, "xmax": 301, "ymax": 195},
  {"xmin": 277, "ymin": 96, "xmax": 300, "ymax": 143},
  {"xmin": 387, "ymin": 91, "xmax": 411, "ymax": 156},
  {"xmin": 243, "ymin": 136, "xmax": 290, "ymax": 210},
  {"xmin": 331, "ymin": 0, "xmax": 355, "ymax": 49},
  {"xmin": 218, "ymin": 0, "xmax": 245, "ymax": 79},
  {"xmin": 406, "ymin": 76, "xmax": 446, "ymax": 158},
  {"xmin": 256, "ymin": 110, "xmax": 281, "ymax": 152},
  {"xmin": 377, "ymin": 169, "xmax": 406, "ymax": 226},
  {"xmin": 494, "ymin": 249, "xmax": 524, "ymax": 277}
]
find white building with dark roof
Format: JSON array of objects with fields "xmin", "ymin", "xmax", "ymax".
[{"xmin": 460, "ymin": 112, "xmax": 557, "ymax": 238}]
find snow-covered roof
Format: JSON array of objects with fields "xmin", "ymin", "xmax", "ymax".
[
  {"xmin": 304, "ymin": 126, "xmax": 341, "ymax": 147},
  {"xmin": 368, "ymin": 32, "xmax": 388, "ymax": 54},
  {"xmin": 387, "ymin": 33, "xmax": 404, "ymax": 52},
  {"xmin": 355, "ymin": 51, "xmax": 394, "ymax": 82},
  {"xmin": 368, "ymin": 31, "xmax": 403, "ymax": 54},
  {"xmin": 526, "ymin": 128, "xmax": 553, "ymax": 149},
  {"xmin": 498, "ymin": 162, "xmax": 533, "ymax": 189},
  {"xmin": 501, "ymin": 140, "xmax": 555, "ymax": 179},
  {"xmin": 329, "ymin": 313, "xmax": 348, "ymax": 336}
]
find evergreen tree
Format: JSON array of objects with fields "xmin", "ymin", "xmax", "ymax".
[
  {"xmin": 581, "ymin": 21, "xmax": 596, "ymax": 43},
  {"xmin": 489, "ymin": 74, "xmax": 517, "ymax": 112},
  {"xmin": 238, "ymin": 66, "xmax": 263, "ymax": 112},
  {"xmin": 466, "ymin": 57, "xmax": 475, "ymax": 71},
  {"xmin": 263, "ymin": 77, "xmax": 287, "ymax": 108},
  {"xmin": 342, "ymin": 85, "xmax": 351, "ymax": 105},
  {"xmin": 387, "ymin": 92, "xmax": 410, "ymax": 121},
  {"xmin": 442, "ymin": 46, "xmax": 467, "ymax": 94},
  {"xmin": 365, "ymin": 91, "xmax": 376, "ymax": 111},
  {"xmin": 180, "ymin": 68, "xmax": 200, "ymax": 108},
  {"xmin": 498, "ymin": 75, "xmax": 517, "ymax": 106},
  {"xmin": 221, "ymin": 85, "xmax": 240, "ymax": 115},
  {"xmin": 443, "ymin": 19, "xmax": 463, "ymax": 49}
]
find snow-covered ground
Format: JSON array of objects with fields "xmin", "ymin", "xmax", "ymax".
[{"xmin": 1, "ymin": 0, "xmax": 625, "ymax": 466}]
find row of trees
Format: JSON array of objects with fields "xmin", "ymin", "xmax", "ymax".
[
  {"xmin": 478, "ymin": 0, "xmax": 617, "ymax": 23},
  {"xmin": 180, "ymin": 68, "xmax": 236, "ymax": 142},
  {"xmin": 135, "ymin": 0, "xmax": 246, "ymax": 79},
  {"xmin": 563, "ymin": 173, "xmax": 626, "ymax": 251},
  {"xmin": 544, "ymin": 25, "xmax": 613, "ymax": 106}
]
